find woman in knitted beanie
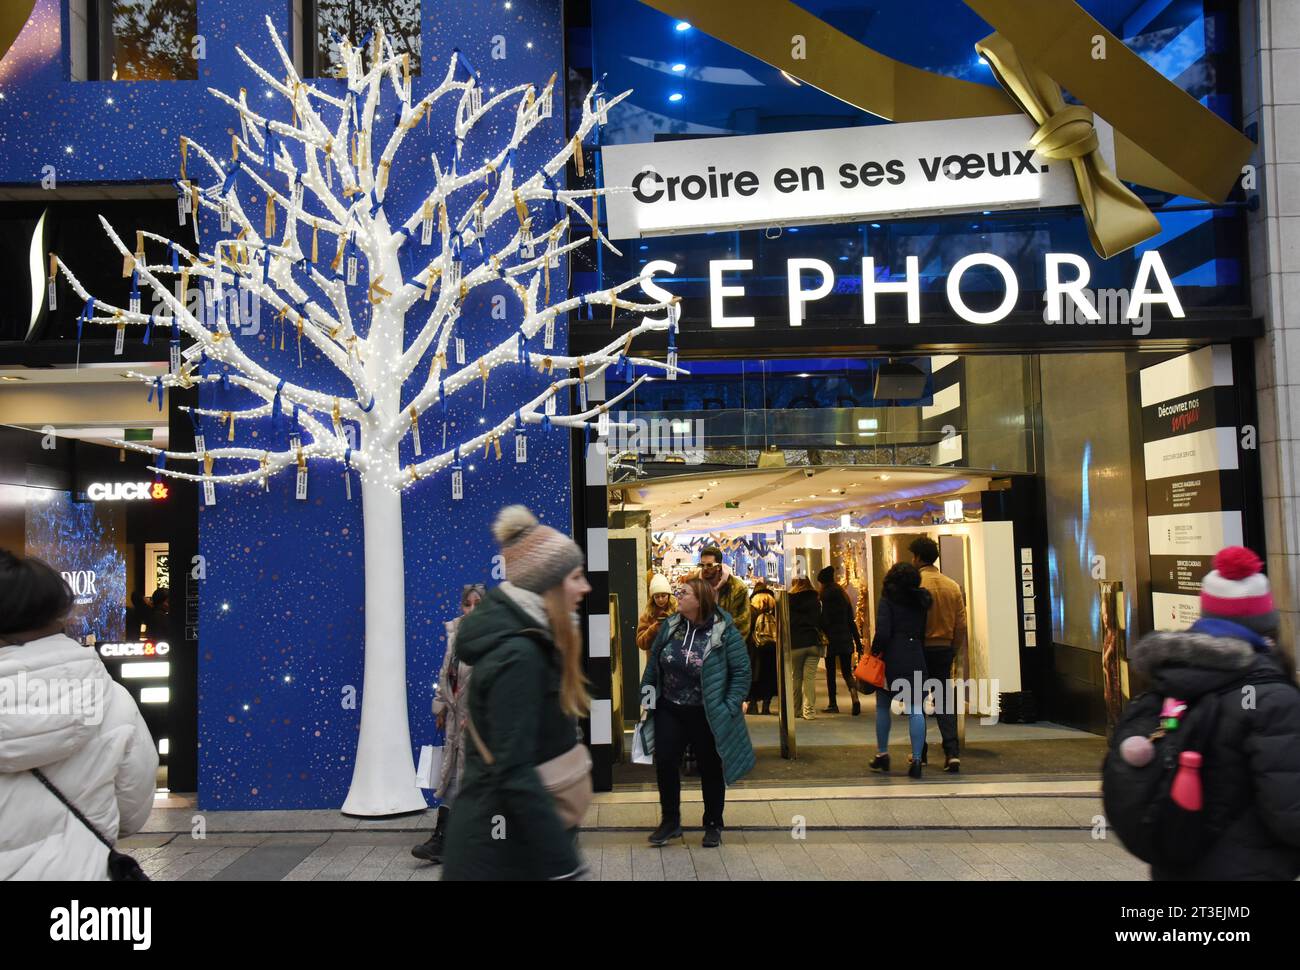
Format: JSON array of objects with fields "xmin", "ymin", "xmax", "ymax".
[{"xmin": 441, "ymin": 506, "xmax": 593, "ymax": 881}]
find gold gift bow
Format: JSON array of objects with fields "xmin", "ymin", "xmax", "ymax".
[
  {"xmin": 636, "ymin": 0, "xmax": 1255, "ymax": 258},
  {"xmin": 975, "ymin": 33, "xmax": 1159, "ymax": 258}
]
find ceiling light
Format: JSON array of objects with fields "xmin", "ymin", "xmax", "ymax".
[
  {"xmin": 668, "ymin": 92, "xmax": 684, "ymax": 103},
  {"xmin": 878, "ymin": 474, "xmax": 891, "ymax": 481},
  {"xmin": 857, "ymin": 418, "xmax": 879, "ymax": 430},
  {"xmin": 671, "ymin": 63, "xmax": 685, "ymax": 72},
  {"xmin": 526, "ymin": 41, "xmax": 534, "ymax": 49},
  {"xmin": 675, "ymin": 20, "xmax": 692, "ymax": 31}
]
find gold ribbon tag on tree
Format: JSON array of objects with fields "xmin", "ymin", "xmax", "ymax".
[
  {"xmin": 378, "ymin": 159, "xmax": 391, "ymax": 194},
  {"xmin": 590, "ymin": 191, "xmax": 599, "ymax": 239},
  {"xmin": 478, "ymin": 360, "xmax": 490, "ymax": 407},
  {"xmin": 203, "ymin": 453, "xmax": 214, "ymax": 476},
  {"xmin": 296, "ymin": 314, "xmax": 304, "ymax": 367},
  {"xmin": 311, "ymin": 222, "xmax": 319, "ymax": 263},
  {"xmin": 513, "ymin": 191, "xmax": 529, "ymax": 226},
  {"xmin": 410, "ymin": 406, "xmax": 422, "ymax": 456},
  {"xmin": 265, "ymin": 194, "xmax": 277, "ymax": 237},
  {"xmin": 231, "ymin": 133, "xmax": 239, "ymax": 162},
  {"xmin": 424, "ymin": 264, "xmax": 440, "ymax": 300},
  {"xmin": 332, "ymin": 399, "xmax": 343, "ymax": 436},
  {"xmin": 572, "ymin": 136, "xmax": 584, "ymax": 177},
  {"xmin": 225, "ymin": 411, "xmax": 236, "ymax": 441},
  {"xmin": 179, "ymin": 136, "xmax": 188, "ymax": 180}
]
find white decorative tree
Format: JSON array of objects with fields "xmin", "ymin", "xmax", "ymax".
[{"xmin": 55, "ymin": 18, "xmax": 680, "ymax": 816}]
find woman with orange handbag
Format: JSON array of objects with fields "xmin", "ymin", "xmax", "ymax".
[{"xmin": 868, "ymin": 563, "xmax": 932, "ymax": 779}]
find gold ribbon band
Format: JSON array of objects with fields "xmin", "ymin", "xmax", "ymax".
[{"xmin": 637, "ymin": 0, "xmax": 1256, "ymax": 258}]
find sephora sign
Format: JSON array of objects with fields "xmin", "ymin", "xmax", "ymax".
[
  {"xmin": 636, "ymin": 250, "xmax": 1184, "ymax": 329},
  {"xmin": 603, "ymin": 115, "xmax": 1115, "ymax": 239}
]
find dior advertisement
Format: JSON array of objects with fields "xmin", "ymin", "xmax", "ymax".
[{"xmin": 1139, "ymin": 346, "xmax": 1243, "ymax": 632}]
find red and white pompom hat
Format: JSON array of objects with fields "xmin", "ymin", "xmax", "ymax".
[{"xmin": 1200, "ymin": 546, "xmax": 1279, "ymax": 635}]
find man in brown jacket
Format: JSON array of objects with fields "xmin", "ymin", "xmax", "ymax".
[{"xmin": 910, "ymin": 536, "xmax": 968, "ymax": 772}]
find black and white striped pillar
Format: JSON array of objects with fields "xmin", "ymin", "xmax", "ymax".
[{"xmin": 577, "ymin": 368, "xmax": 613, "ymax": 790}]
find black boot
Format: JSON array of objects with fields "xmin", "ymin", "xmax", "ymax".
[
  {"xmin": 761, "ymin": 698, "xmax": 772, "ymax": 716},
  {"xmin": 649, "ymin": 817, "xmax": 683, "ymax": 846},
  {"xmin": 908, "ymin": 758, "xmax": 923, "ymax": 780},
  {"xmin": 869, "ymin": 753, "xmax": 890, "ymax": 773},
  {"xmin": 411, "ymin": 805, "xmax": 449, "ymax": 863}
]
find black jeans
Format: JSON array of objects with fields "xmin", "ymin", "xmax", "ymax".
[
  {"xmin": 825, "ymin": 652, "xmax": 857, "ymax": 705},
  {"xmin": 655, "ymin": 700, "xmax": 725, "ymax": 828},
  {"xmin": 924, "ymin": 646, "xmax": 960, "ymax": 758}
]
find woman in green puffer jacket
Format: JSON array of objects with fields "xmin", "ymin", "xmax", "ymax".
[{"xmin": 641, "ymin": 576, "xmax": 755, "ymax": 849}]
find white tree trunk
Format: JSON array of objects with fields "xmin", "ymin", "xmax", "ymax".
[{"xmin": 341, "ymin": 456, "xmax": 427, "ymax": 816}]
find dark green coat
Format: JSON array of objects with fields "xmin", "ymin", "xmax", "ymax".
[
  {"xmin": 641, "ymin": 609, "xmax": 756, "ymax": 785},
  {"xmin": 441, "ymin": 586, "xmax": 584, "ymax": 881}
]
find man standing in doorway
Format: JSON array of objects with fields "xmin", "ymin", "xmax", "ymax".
[
  {"xmin": 696, "ymin": 547, "xmax": 752, "ymax": 642},
  {"xmin": 910, "ymin": 537, "xmax": 967, "ymax": 772}
]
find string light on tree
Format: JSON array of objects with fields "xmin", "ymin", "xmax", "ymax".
[{"xmin": 54, "ymin": 17, "xmax": 684, "ymax": 817}]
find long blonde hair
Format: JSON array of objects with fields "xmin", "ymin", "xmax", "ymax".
[{"xmin": 543, "ymin": 586, "xmax": 590, "ymax": 717}]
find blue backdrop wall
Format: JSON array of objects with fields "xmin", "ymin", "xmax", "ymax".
[{"xmin": 0, "ymin": 0, "xmax": 572, "ymax": 810}]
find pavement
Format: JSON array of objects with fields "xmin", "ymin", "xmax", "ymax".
[{"xmin": 125, "ymin": 780, "xmax": 1149, "ymax": 881}]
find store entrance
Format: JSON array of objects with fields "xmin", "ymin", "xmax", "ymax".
[{"xmin": 607, "ymin": 465, "xmax": 1106, "ymax": 790}]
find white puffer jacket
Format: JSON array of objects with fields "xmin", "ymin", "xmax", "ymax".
[{"xmin": 0, "ymin": 634, "xmax": 158, "ymax": 880}]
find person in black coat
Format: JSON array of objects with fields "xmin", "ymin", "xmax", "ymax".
[
  {"xmin": 1110, "ymin": 547, "xmax": 1300, "ymax": 880},
  {"xmin": 817, "ymin": 566, "xmax": 862, "ymax": 715},
  {"xmin": 868, "ymin": 563, "xmax": 932, "ymax": 779},
  {"xmin": 786, "ymin": 577, "xmax": 824, "ymax": 719}
]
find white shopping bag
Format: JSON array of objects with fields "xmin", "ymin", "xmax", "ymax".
[
  {"xmin": 631, "ymin": 721, "xmax": 654, "ymax": 765},
  {"xmin": 415, "ymin": 744, "xmax": 443, "ymax": 790}
]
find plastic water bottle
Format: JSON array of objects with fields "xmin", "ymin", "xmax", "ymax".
[{"xmin": 1170, "ymin": 750, "xmax": 1203, "ymax": 811}]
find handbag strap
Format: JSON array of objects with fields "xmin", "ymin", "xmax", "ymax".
[{"xmin": 30, "ymin": 768, "xmax": 115, "ymax": 851}]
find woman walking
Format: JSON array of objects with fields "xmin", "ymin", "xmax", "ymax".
[
  {"xmin": 818, "ymin": 566, "xmax": 862, "ymax": 715},
  {"xmin": 869, "ymin": 563, "xmax": 932, "ymax": 779},
  {"xmin": 642, "ymin": 577, "xmax": 754, "ymax": 848},
  {"xmin": 636, "ymin": 573, "xmax": 677, "ymax": 651},
  {"xmin": 0, "ymin": 550, "xmax": 158, "ymax": 880},
  {"xmin": 412, "ymin": 583, "xmax": 484, "ymax": 863},
  {"xmin": 747, "ymin": 580, "xmax": 778, "ymax": 715},
  {"xmin": 441, "ymin": 507, "xmax": 594, "ymax": 881},
  {"xmin": 787, "ymin": 577, "xmax": 825, "ymax": 719}
]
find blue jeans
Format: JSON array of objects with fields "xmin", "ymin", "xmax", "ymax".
[{"xmin": 875, "ymin": 690, "xmax": 926, "ymax": 760}]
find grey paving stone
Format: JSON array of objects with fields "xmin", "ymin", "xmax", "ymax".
[
  {"xmin": 601, "ymin": 845, "xmax": 633, "ymax": 881},
  {"xmin": 827, "ymin": 799, "xmax": 896, "ymax": 827},
  {"xmin": 631, "ymin": 847, "xmax": 665, "ymax": 881},
  {"xmin": 356, "ymin": 812, "xmax": 432, "ymax": 831},
  {"xmin": 887, "ymin": 799, "xmax": 959, "ymax": 828},
  {"xmin": 745, "ymin": 844, "xmax": 793, "ymax": 881},
  {"xmin": 597, "ymin": 803, "xmax": 660, "ymax": 829},
  {"xmin": 194, "ymin": 846, "xmax": 254, "ymax": 871},
  {"xmin": 140, "ymin": 809, "xmax": 197, "ymax": 833},
  {"xmin": 211, "ymin": 843, "xmax": 322, "ymax": 881},
  {"xmin": 725, "ymin": 801, "xmax": 780, "ymax": 827},
  {"xmin": 117, "ymin": 834, "xmax": 173, "ymax": 849},
  {"xmin": 943, "ymin": 798, "xmax": 1020, "ymax": 828},
  {"xmin": 324, "ymin": 831, "xmax": 427, "ymax": 846},
  {"xmin": 717, "ymin": 845, "xmax": 761, "ymax": 881},
  {"xmin": 994, "ymin": 798, "xmax": 1081, "ymax": 827},
  {"xmin": 658, "ymin": 845, "xmax": 697, "ymax": 881},
  {"xmin": 773, "ymin": 843, "xmax": 825, "ymax": 881},
  {"xmin": 770, "ymin": 800, "xmax": 838, "ymax": 827},
  {"xmin": 688, "ymin": 846, "xmax": 730, "ymax": 881}
]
